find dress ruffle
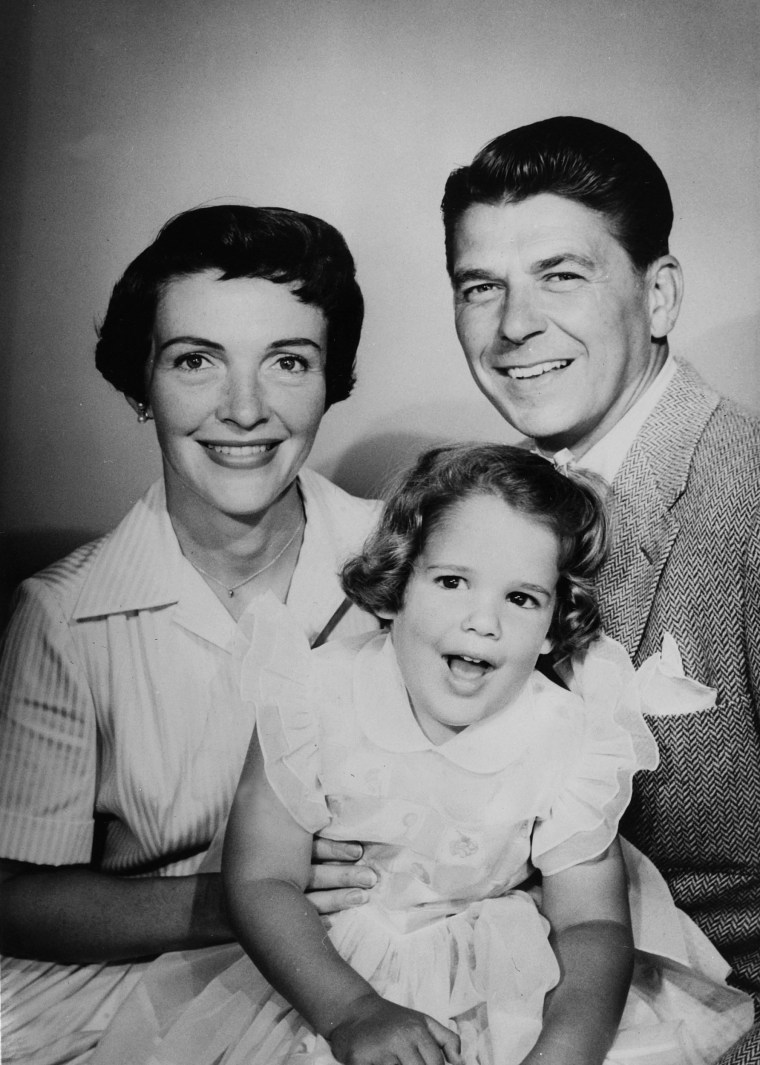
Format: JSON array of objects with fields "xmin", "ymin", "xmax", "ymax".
[
  {"xmin": 240, "ymin": 595, "xmax": 330, "ymax": 834},
  {"xmin": 535, "ymin": 636, "xmax": 660, "ymax": 875}
]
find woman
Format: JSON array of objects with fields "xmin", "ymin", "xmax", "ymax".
[{"xmin": 0, "ymin": 205, "xmax": 380, "ymax": 1064}]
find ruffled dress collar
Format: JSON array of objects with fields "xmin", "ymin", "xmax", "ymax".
[{"xmin": 353, "ymin": 631, "xmax": 578, "ymax": 774}]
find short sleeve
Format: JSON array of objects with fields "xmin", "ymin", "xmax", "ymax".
[
  {"xmin": 0, "ymin": 580, "xmax": 97, "ymax": 864},
  {"xmin": 240, "ymin": 596, "xmax": 331, "ymax": 834},
  {"xmin": 532, "ymin": 636, "xmax": 659, "ymax": 876}
]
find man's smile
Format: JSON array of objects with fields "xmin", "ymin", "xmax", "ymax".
[{"xmin": 503, "ymin": 359, "xmax": 571, "ymax": 380}]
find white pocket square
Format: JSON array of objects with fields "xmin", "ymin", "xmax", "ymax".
[{"xmin": 636, "ymin": 633, "xmax": 718, "ymax": 716}]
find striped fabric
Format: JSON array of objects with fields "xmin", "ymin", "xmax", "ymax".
[
  {"xmin": 0, "ymin": 467, "xmax": 380, "ymax": 1063},
  {"xmin": 595, "ymin": 360, "xmax": 760, "ymax": 1063}
]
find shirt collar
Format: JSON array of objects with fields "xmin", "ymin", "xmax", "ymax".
[
  {"xmin": 71, "ymin": 470, "xmax": 370, "ymax": 651},
  {"xmin": 536, "ymin": 353, "xmax": 677, "ymax": 483},
  {"xmin": 354, "ymin": 630, "xmax": 576, "ymax": 773}
]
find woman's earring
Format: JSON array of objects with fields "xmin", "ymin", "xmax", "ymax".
[{"xmin": 137, "ymin": 403, "xmax": 150, "ymax": 424}]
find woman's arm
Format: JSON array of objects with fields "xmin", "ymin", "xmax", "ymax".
[
  {"xmin": 223, "ymin": 730, "xmax": 461, "ymax": 1064},
  {"xmin": 521, "ymin": 836, "xmax": 634, "ymax": 1065},
  {"xmin": 0, "ymin": 859, "xmax": 231, "ymax": 962},
  {"xmin": 0, "ymin": 843, "xmax": 375, "ymax": 965}
]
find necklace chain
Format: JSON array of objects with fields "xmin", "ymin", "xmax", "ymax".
[{"xmin": 190, "ymin": 518, "xmax": 305, "ymax": 598}]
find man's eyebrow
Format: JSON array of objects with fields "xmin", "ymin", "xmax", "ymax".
[
  {"xmin": 451, "ymin": 268, "xmax": 500, "ymax": 287},
  {"xmin": 532, "ymin": 253, "xmax": 596, "ymax": 272}
]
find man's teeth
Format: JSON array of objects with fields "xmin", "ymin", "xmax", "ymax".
[
  {"xmin": 507, "ymin": 360, "xmax": 569, "ymax": 380},
  {"xmin": 204, "ymin": 443, "xmax": 273, "ymax": 456}
]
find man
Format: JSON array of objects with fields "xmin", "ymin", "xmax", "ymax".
[{"xmin": 442, "ymin": 117, "xmax": 760, "ymax": 1058}]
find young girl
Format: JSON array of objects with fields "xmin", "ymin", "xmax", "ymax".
[{"xmin": 93, "ymin": 445, "xmax": 752, "ymax": 1065}]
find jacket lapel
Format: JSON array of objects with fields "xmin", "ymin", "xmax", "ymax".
[{"xmin": 597, "ymin": 362, "xmax": 720, "ymax": 659}]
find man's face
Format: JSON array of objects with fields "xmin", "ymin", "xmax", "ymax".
[{"xmin": 451, "ymin": 194, "xmax": 667, "ymax": 455}]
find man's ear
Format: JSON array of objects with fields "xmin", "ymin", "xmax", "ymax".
[
  {"xmin": 647, "ymin": 255, "xmax": 684, "ymax": 340},
  {"xmin": 376, "ymin": 608, "xmax": 396, "ymax": 623}
]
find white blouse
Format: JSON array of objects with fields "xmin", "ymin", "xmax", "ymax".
[{"xmin": 0, "ymin": 468, "xmax": 380, "ymax": 1064}]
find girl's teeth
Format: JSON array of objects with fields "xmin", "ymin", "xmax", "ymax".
[
  {"xmin": 507, "ymin": 360, "xmax": 569, "ymax": 380},
  {"xmin": 448, "ymin": 655, "xmax": 490, "ymax": 680}
]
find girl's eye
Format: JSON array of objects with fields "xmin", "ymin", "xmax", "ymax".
[
  {"xmin": 174, "ymin": 352, "xmax": 210, "ymax": 371},
  {"xmin": 435, "ymin": 575, "xmax": 464, "ymax": 590},
  {"xmin": 508, "ymin": 591, "xmax": 539, "ymax": 609}
]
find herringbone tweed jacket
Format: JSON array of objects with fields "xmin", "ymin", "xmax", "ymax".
[{"xmin": 595, "ymin": 359, "xmax": 760, "ymax": 1057}]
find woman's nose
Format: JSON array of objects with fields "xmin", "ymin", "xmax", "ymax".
[
  {"xmin": 498, "ymin": 287, "xmax": 546, "ymax": 345},
  {"xmin": 218, "ymin": 370, "xmax": 269, "ymax": 428}
]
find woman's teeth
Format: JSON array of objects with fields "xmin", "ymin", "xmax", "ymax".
[
  {"xmin": 507, "ymin": 359, "xmax": 569, "ymax": 380},
  {"xmin": 204, "ymin": 443, "xmax": 273, "ymax": 456}
]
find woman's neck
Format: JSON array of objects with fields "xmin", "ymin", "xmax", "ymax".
[{"xmin": 165, "ymin": 479, "xmax": 306, "ymax": 604}]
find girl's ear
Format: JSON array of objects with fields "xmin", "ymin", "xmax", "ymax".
[{"xmin": 540, "ymin": 634, "xmax": 554, "ymax": 657}]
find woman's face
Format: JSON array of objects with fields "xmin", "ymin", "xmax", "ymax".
[{"xmin": 146, "ymin": 271, "xmax": 328, "ymax": 525}]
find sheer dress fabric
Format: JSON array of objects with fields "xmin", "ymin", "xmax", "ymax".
[{"xmin": 91, "ymin": 607, "xmax": 753, "ymax": 1065}]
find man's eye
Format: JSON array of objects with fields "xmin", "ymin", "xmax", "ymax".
[
  {"xmin": 544, "ymin": 272, "xmax": 583, "ymax": 285},
  {"xmin": 435, "ymin": 575, "xmax": 464, "ymax": 590},
  {"xmin": 461, "ymin": 283, "xmax": 498, "ymax": 303}
]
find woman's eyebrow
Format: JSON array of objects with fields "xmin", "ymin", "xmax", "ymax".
[
  {"xmin": 266, "ymin": 337, "xmax": 324, "ymax": 351},
  {"xmin": 158, "ymin": 335, "xmax": 224, "ymax": 353}
]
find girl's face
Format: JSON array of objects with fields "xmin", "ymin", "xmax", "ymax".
[
  {"xmin": 146, "ymin": 271, "xmax": 328, "ymax": 526},
  {"xmin": 382, "ymin": 493, "xmax": 559, "ymax": 745}
]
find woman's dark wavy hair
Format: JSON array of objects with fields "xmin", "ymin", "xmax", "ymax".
[
  {"xmin": 342, "ymin": 444, "xmax": 609, "ymax": 662},
  {"xmin": 441, "ymin": 116, "xmax": 673, "ymax": 274},
  {"xmin": 95, "ymin": 204, "xmax": 364, "ymax": 408}
]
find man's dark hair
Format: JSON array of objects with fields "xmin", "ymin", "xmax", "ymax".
[
  {"xmin": 96, "ymin": 204, "xmax": 364, "ymax": 408},
  {"xmin": 442, "ymin": 116, "xmax": 673, "ymax": 273}
]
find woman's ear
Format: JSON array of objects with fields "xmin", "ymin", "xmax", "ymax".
[
  {"xmin": 540, "ymin": 634, "xmax": 554, "ymax": 657},
  {"xmin": 647, "ymin": 255, "xmax": 684, "ymax": 340}
]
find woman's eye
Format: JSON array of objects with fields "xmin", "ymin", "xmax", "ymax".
[
  {"xmin": 435, "ymin": 575, "xmax": 464, "ymax": 590},
  {"xmin": 276, "ymin": 354, "xmax": 308, "ymax": 373},
  {"xmin": 174, "ymin": 352, "xmax": 209, "ymax": 371}
]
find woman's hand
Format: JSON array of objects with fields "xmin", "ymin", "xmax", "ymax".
[
  {"xmin": 329, "ymin": 992, "xmax": 463, "ymax": 1065},
  {"xmin": 306, "ymin": 838, "xmax": 377, "ymax": 915}
]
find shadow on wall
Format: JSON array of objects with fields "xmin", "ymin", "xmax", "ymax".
[
  {"xmin": 328, "ymin": 430, "xmax": 454, "ymax": 499},
  {"xmin": 0, "ymin": 528, "xmax": 103, "ymax": 632}
]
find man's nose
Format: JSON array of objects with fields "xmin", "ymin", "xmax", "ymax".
[
  {"xmin": 498, "ymin": 287, "xmax": 546, "ymax": 345},
  {"xmin": 218, "ymin": 369, "xmax": 269, "ymax": 428}
]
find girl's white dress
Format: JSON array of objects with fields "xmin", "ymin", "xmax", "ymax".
[{"xmin": 92, "ymin": 603, "xmax": 753, "ymax": 1065}]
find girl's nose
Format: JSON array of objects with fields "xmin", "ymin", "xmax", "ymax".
[
  {"xmin": 463, "ymin": 603, "xmax": 502, "ymax": 639},
  {"xmin": 218, "ymin": 370, "xmax": 269, "ymax": 428}
]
